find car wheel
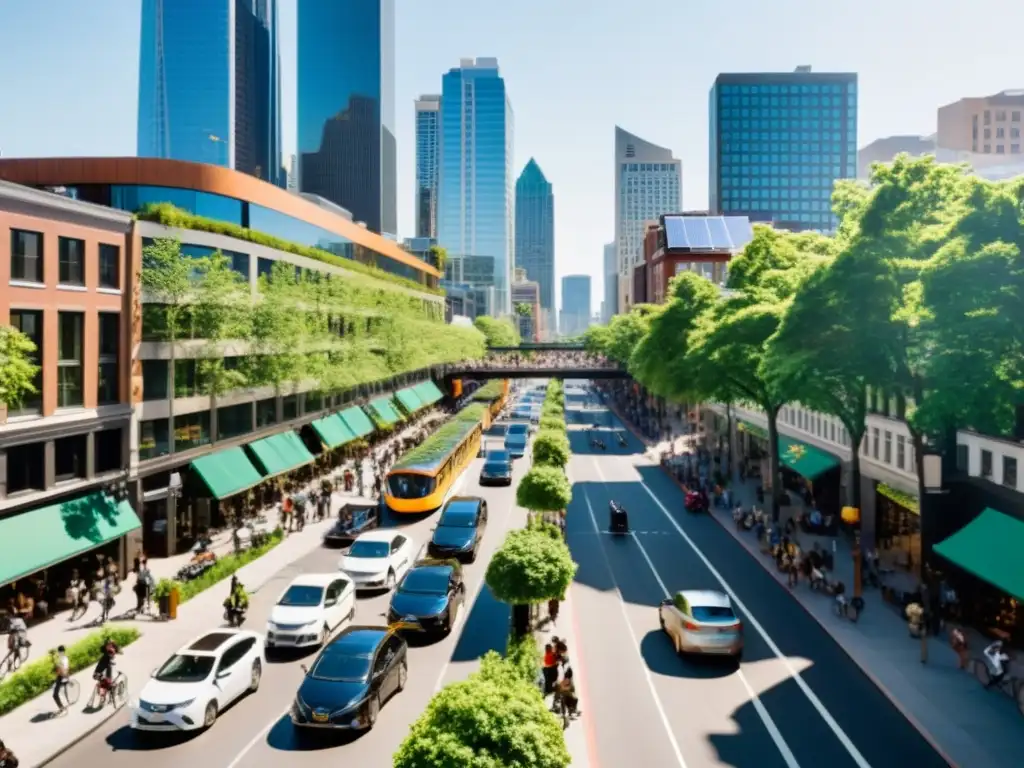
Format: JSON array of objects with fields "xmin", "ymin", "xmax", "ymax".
[
  {"xmin": 203, "ymin": 700, "xmax": 219, "ymax": 729},
  {"xmin": 397, "ymin": 660, "xmax": 408, "ymax": 692},
  {"xmin": 367, "ymin": 694, "xmax": 381, "ymax": 728},
  {"xmin": 249, "ymin": 659, "xmax": 262, "ymax": 692},
  {"xmin": 386, "ymin": 570, "xmax": 396, "ymax": 590}
]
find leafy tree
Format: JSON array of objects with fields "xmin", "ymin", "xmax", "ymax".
[
  {"xmin": 0, "ymin": 325, "xmax": 39, "ymax": 408},
  {"xmin": 474, "ymin": 315, "xmax": 520, "ymax": 347},
  {"xmin": 394, "ymin": 652, "xmax": 570, "ymax": 768},
  {"xmin": 192, "ymin": 252, "xmax": 252, "ymax": 397},
  {"xmin": 591, "ymin": 305, "xmax": 658, "ymax": 364},
  {"xmin": 249, "ymin": 261, "xmax": 309, "ymax": 391},
  {"xmin": 516, "ymin": 464, "xmax": 572, "ymax": 513},
  {"xmin": 426, "ymin": 243, "xmax": 448, "ymax": 273},
  {"xmin": 539, "ymin": 415, "xmax": 566, "ymax": 432},
  {"xmin": 540, "ymin": 401, "xmax": 564, "ymax": 419},
  {"xmin": 532, "ymin": 429, "xmax": 571, "ymax": 469},
  {"xmin": 582, "ymin": 324, "xmax": 610, "ymax": 356},
  {"xmin": 486, "ymin": 528, "xmax": 577, "ymax": 636},
  {"xmin": 515, "ymin": 302, "xmax": 533, "ymax": 318}
]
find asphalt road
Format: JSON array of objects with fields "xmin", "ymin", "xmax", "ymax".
[
  {"xmin": 45, "ymin": 419, "xmax": 527, "ymax": 768},
  {"xmin": 564, "ymin": 383, "xmax": 950, "ymax": 768}
]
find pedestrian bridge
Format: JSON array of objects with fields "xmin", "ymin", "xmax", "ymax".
[{"xmin": 443, "ymin": 358, "xmax": 628, "ymax": 384}]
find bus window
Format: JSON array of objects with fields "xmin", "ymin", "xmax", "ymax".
[{"xmin": 388, "ymin": 474, "xmax": 436, "ymax": 499}]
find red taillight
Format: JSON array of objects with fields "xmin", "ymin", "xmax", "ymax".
[
  {"xmin": 682, "ymin": 620, "xmax": 700, "ymax": 631},
  {"xmin": 734, "ymin": 621, "xmax": 743, "ymax": 632}
]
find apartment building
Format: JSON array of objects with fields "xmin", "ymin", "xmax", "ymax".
[{"xmin": 937, "ymin": 90, "xmax": 1024, "ymax": 156}]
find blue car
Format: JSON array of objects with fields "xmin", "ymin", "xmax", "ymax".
[
  {"xmin": 387, "ymin": 559, "xmax": 466, "ymax": 635},
  {"xmin": 505, "ymin": 423, "xmax": 529, "ymax": 458},
  {"xmin": 480, "ymin": 449, "xmax": 513, "ymax": 486},
  {"xmin": 427, "ymin": 497, "xmax": 489, "ymax": 562}
]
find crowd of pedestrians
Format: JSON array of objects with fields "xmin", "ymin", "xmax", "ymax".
[{"xmin": 453, "ymin": 351, "xmax": 612, "ymax": 370}]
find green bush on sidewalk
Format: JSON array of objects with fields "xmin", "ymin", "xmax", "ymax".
[
  {"xmin": 0, "ymin": 627, "xmax": 141, "ymax": 716},
  {"xmin": 176, "ymin": 526, "xmax": 285, "ymax": 602}
]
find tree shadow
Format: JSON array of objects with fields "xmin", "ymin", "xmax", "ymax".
[
  {"xmin": 61, "ymin": 494, "xmax": 121, "ymax": 545},
  {"xmin": 449, "ymin": 584, "xmax": 509, "ymax": 663}
]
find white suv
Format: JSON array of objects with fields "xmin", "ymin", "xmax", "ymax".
[
  {"xmin": 339, "ymin": 530, "xmax": 416, "ymax": 591},
  {"xmin": 266, "ymin": 574, "xmax": 355, "ymax": 649}
]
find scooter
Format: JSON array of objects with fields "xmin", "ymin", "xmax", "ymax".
[{"xmin": 224, "ymin": 605, "xmax": 247, "ymax": 627}]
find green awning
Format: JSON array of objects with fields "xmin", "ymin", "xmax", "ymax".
[
  {"xmin": 0, "ymin": 493, "xmax": 141, "ymax": 588},
  {"xmin": 394, "ymin": 387, "xmax": 425, "ymax": 415},
  {"xmin": 192, "ymin": 446, "xmax": 264, "ymax": 499},
  {"xmin": 935, "ymin": 508, "xmax": 1024, "ymax": 602},
  {"xmin": 340, "ymin": 406, "xmax": 375, "ymax": 438},
  {"xmin": 368, "ymin": 397, "xmax": 403, "ymax": 426},
  {"xmin": 737, "ymin": 420, "xmax": 769, "ymax": 440},
  {"xmin": 248, "ymin": 431, "xmax": 315, "ymax": 477},
  {"xmin": 778, "ymin": 436, "xmax": 840, "ymax": 480},
  {"xmin": 310, "ymin": 414, "xmax": 357, "ymax": 449},
  {"xmin": 414, "ymin": 380, "xmax": 445, "ymax": 405}
]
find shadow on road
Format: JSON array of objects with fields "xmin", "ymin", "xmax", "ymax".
[
  {"xmin": 449, "ymin": 584, "xmax": 509, "ymax": 663},
  {"xmin": 639, "ymin": 629, "xmax": 736, "ymax": 679},
  {"xmin": 266, "ymin": 713, "xmax": 365, "ymax": 751},
  {"xmin": 104, "ymin": 725, "xmax": 199, "ymax": 751}
]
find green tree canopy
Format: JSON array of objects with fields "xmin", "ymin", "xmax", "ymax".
[
  {"xmin": 532, "ymin": 429, "xmax": 571, "ymax": 469},
  {"xmin": 540, "ymin": 401, "xmax": 564, "ymax": 419},
  {"xmin": 515, "ymin": 302, "xmax": 533, "ymax": 318},
  {"xmin": 0, "ymin": 325, "xmax": 39, "ymax": 408},
  {"xmin": 486, "ymin": 528, "xmax": 577, "ymax": 605},
  {"xmin": 588, "ymin": 305, "xmax": 658, "ymax": 363},
  {"xmin": 426, "ymin": 244, "xmax": 448, "ymax": 273},
  {"xmin": 474, "ymin": 315, "xmax": 520, "ymax": 347},
  {"xmin": 539, "ymin": 415, "xmax": 566, "ymax": 432},
  {"xmin": 192, "ymin": 251, "xmax": 252, "ymax": 396},
  {"xmin": 516, "ymin": 464, "xmax": 572, "ymax": 512},
  {"xmin": 393, "ymin": 652, "xmax": 570, "ymax": 768}
]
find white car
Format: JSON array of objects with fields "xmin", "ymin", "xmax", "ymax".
[
  {"xmin": 339, "ymin": 530, "xmax": 416, "ymax": 591},
  {"xmin": 266, "ymin": 573, "xmax": 356, "ymax": 650},
  {"xmin": 132, "ymin": 629, "xmax": 264, "ymax": 732}
]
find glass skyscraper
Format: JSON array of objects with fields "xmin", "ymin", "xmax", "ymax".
[
  {"xmin": 709, "ymin": 67, "xmax": 858, "ymax": 232},
  {"xmin": 560, "ymin": 275, "xmax": 592, "ymax": 338},
  {"xmin": 514, "ymin": 158, "xmax": 555, "ymax": 328},
  {"xmin": 414, "ymin": 94, "xmax": 441, "ymax": 238},
  {"xmin": 138, "ymin": 0, "xmax": 282, "ymax": 186},
  {"xmin": 297, "ymin": 0, "xmax": 396, "ymax": 236},
  {"xmin": 438, "ymin": 58, "xmax": 515, "ymax": 317}
]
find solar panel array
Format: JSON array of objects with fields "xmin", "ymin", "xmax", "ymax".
[{"xmin": 663, "ymin": 215, "xmax": 753, "ymax": 252}]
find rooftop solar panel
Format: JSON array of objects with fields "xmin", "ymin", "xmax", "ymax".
[
  {"xmin": 682, "ymin": 217, "xmax": 714, "ymax": 250},
  {"xmin": 664, "ymin": 216, "xmax": 689, "ymax": 250},
  {"xmin": 724, "ymin": 217, "xmax": 754, "ymax": 251},
  {"xmin": 705, "ymin": 217, "xmax": 732, "ymax": 249}
]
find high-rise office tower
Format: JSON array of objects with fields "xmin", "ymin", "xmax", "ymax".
[
  {"xmin": 297, "ymin": 0, "xmax": 396, "ymax": 235},
  {"xmin": 514, "ymin": 158, "xmax": 555, "ymax": 330},
  {"xmin": 560, "ymin": 275, "xmax": 592, "ymax": 338},
  {"xmin": 414, "ymin": 94, "xmax": 441, "ymax": 238},
  {"xmin": 709, "ymin": 66, "xmax": 857, "ymax": 232},
  {"xmin": 614, "ymin": 127, "xmax": 681, "ymax": 314},
  {"xmin": 438, "ymin": 58, "xmax": 515, "ymax": 317},
  {"xmin": 602, "ymin": 242, "xmax": 617, "ymax": 323},
  {"xmin": 138, "ymin": 0, "xmax": 282, "ymax": 185}
]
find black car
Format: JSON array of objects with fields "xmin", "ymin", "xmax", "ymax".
[
  {"xmin": 387, "ymin": 559, "xmax": 465, "ymax": 635},
  {"xmin": 479, "ymin": 449, "xmax": 513, "ymax": 486},
  {"xmin": 427, "ymin": 497, "xmax": 488, "ymax": 562},
  {"xmin": 292, "ymin": 626, "xmax": 407, "ymax": 731},
  {"xmin": 322, "ymin": 502, "xmax": 379, "ymax": 548}
]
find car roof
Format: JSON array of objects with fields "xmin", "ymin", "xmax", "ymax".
[
  {"xmin": 678, "ymin": 589, "xmax": 732, "ymax": 608},
  {"xmin": 327, "ymin": 626, "xmax": 391, "ymax": 656},
  {"xmin": 288, "ymin": 573, "xmax": 339, "ymax": 588},
  {"xmin": 444, "ymin": 497, "xmax": 482, "ymax": 514},
  {"xmin": 485, "ymin": 448, "xmax": 509, "ymax": 457},
  {"xmin": 182, "ymin": 629, "xmax": 260, "ymax": 655},
  {"xmin": 407, "ymin": 561, "xmax": 455, "ymax": 579},
  {"xmin": 355, "ymin": 529, "xmax": 401, "ymax": 543},
  {"xmin": 412, "ymin": 557, "xmax": 461, "ymax": 573}
]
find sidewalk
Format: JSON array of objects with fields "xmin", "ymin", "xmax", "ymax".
[{"xmin": 611, "ymin": 398, "xmax": 1024, "ymax": 768}]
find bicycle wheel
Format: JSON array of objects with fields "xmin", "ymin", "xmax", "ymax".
[
  {"xmin": 65, "ymin": 679, "xmax": 81, "ymax": 705},
  {"xmin": 16, "ymin": 643, "xmax": 29, "ymax": 662},
  {"xmin": 112, "ymin": 675, "xmax": 128, "ymax": 708},
  {"xmin": 971, "ymin": 659, "xmax": 991, "ymax": 686}
]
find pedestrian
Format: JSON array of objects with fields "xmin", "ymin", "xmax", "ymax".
[
  {"xmin": 548, "ymin": 596, "xmax": 560, "ymax": 624},
  {"xmin": 950, "ymin": 626, "xmax": 969, "ymax": 669},
  {"xmin": 133, "ymin": 560, "xmax": 151, "ymax": 614},
  {"xmin": 542, "ymin": 643, "xmax": 558, "ymax": 693},
  {"xmin": 52, "ymin": 645, "xmax": 70, "ymax": 714}
]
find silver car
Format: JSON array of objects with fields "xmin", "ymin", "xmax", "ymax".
[{"xmin": 659, "ymin": 589, "xmax": 743, "ymax": 660}]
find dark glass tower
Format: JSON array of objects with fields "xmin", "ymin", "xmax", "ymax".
[
  {"xmin": 514, "ymin": 158, "xmax": 555, "ymax": 324},
  {"xmin": 297, "ymin": 0, "xmax": 396, "ymax": 236},
  {"xmin": 138, "ymin": 0, "xmax": 282, "ymax": 186}
]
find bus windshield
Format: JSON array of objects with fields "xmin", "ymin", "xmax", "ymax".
[{"xmin": 388, "ymin": 473, "xmax": 436, "ymax": 499}]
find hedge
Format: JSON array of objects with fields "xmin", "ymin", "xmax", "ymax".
[
  {"xmin": 506, "ymin": 630, "xmax": 541, "ymax": 685},
  {"xmin": 0, "ymin": 626, "xmax": 141, "ymax": 715},
  {"xmin": 168, "ymin": 526, "xmax": 285, "ymax": 603}
]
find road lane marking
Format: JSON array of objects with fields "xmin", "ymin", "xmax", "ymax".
[
  {"xmin": 601, "ymin": 456, "xmax": 873, "ymax": 768},
  {"xmin": 580, "ymin": 488, "xmax": 690, "ymax": 768},
  {"xmin": 625, "ymin": 527, "xmax": 800, "ymax": 768}
]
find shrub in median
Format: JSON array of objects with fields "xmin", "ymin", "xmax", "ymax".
[
  {"xmin": 0, "ymin": 627, "xmax": 141, "ymax": 716},
  {"xmin": 539, "ymin": 415, "xmax": 565, "ymax": 433},
  {"xmin": 516, "ymin": 465, "xmax": 572, "ymax": 514},
  {"xmin": 177, "ymin": 526, "xmax": 285, "ymax": 602},
  {"xmin": 532, "ymin": 429, "xmax": 570, "ymax": 469}
]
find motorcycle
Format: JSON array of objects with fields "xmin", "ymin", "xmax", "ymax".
[{"xmin": 224, "ymin": 605, "xmax": 247, "ymax": 627}]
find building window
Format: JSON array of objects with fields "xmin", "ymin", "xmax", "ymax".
[
  {"xmin": 981, "ymin": 449, "xmax": 993, "ymax": 478},
  {"xmin": 58, "ymin": 237, "xmax": 85, "ymax": 286},
  {"xmin": 8, "ymin": 309, "xmax": 42, "ymax": 414},
  {"xmin": 95, "ymin": 427, "xmax": 123, "ymax": 474},
  {"xmin": 884, "ymin": 431, "xmax": 893, "ymax": 464},
  {"xmin": 174, "ymin": 411, "xmax": 211, "ymax": 452},
  {"xmin": 98, "ymin": 312, "xmax": 120, "ymax": 405},
  {"xmin": 872, "ymin": 427, "xmax": 880, "ymax": 459},
  {"xmin": 142, "ymin": 360, "xmax": 169, "ymax": 401},
  {"xmin": 54, "ymin": 434, "xmax": 88, "ymax": 483},
  {"xmin": 282, "ymin": 394, "xmax": 298, "ymax": 421},
  {"xmin": 5, "ymin": 442, "xmax": 45, "ymax": 494},
  {"xmin": 1003, "ymin": 456, "xmax": 1018, "ymax": 488},
  {"xmin": 57, "ymin": 312, "xmax": 84, "ymax": 408},
  {"xmin": 305, "ymin": 391, "xmax": 324, "ymax": 413},
  {"xmin": 174, "ymin": 359, "xmax": 199, "ymax": 399},
  {"xmin": 897, "ymin": 435, "xmax": 906, "ymax": 470},
  {"xmin": 217, "ymin": 403, "xmax": 252, "ymax": 440},
  {"xmin": 139, "ymin": 419, "xmax": 170, "ymax": 460},
  {"xmin": 99, "ymin": 244, "xmax": 120, "ymax": 289},
  {"xmin": 256, "ymin": 397, "xmax": 277, "ymax": 428},
  {"xmin": 11, "ymin": 229, "xmax": 44, "ymax": 283}
]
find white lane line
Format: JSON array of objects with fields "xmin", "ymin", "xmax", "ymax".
[
  {"xmin": 625, "ymin": 526, "xmax": 800, "ymax": 768},
  {"xmin": 580, "ymin": 487, "xmax": 690, "ymax": 768},
  {"xmin": 621, "ymin": 460, "xmax": 872, "ymax": 768}
]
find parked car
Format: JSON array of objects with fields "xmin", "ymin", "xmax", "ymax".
[
  {"xmin": 266, "ymin": 574, "xmax": 355, "ymax": 650},
  {"xmin": 339, "ymin": 530, "xmax": 416, "ymax": 592},
  {"xmin": 427, "ymin": 497, "xmax": 488, "ymax": 562},
  {"xmin": 387, "ymin": 559, "xmax": 466, "ymax": 635},
  {"xmin": 658, "ymin": 589, "xmax": 743, "ymax": 661}
]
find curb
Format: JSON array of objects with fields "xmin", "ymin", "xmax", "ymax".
[
  {"xmin": 606, "ymin": 401, "xmax": 960, "ymax": 768},
  {"xmin": 566, "ymin": 587, "xmax": 601, "ymax": 768}
]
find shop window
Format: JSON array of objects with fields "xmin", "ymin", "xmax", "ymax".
[
  {"xmin": 1003, "ymin": 456, "xmax": 1017, "ymax": 489},
  {"xmin": 5, "ymin": 442, "xmax": 45, "ymax": 494},
  {"xmin": 57, "ymin": 312, "xmax": 84, "ymax": 408},
  {"xmin": 139, "ymin": 419, "xmax": 170, "ymax": 460},
  {"xmin": 98, "ymin": 312, "xmax": 120, "ymax": 405},
  {"xmin": 54, "ymin": 434, "xmax": 88, "ymax": 483},
  {"xmin": 897, "ymin": 435, "xmax": 907, "ymax": 470},
  {"xmin": 872, "ymin": 427, "xmax": 880, "ymax": 459},
  {"xmin": 283, "ymin": 394, "xmax": 298, "ymax": 421},
  {"xmin": 8, "ymin": 309, "xmax": 42, "ymax": 414},
  {"xmin": 956, "ymin": 443, "xmax": 969, "ymax": 472},
  {"xmin": 174, "ymin": 359, "xmax": 200, "ymax": 398},
  {"xmin": 58, "ymin": 237, "xmax": 85, "ymax": 286},
  {"xmin": 884, "ymin": 431, "xmax": 893, "ymax": 464},
  {"xmin": 217, "ymin": 403, "xmax": 252, "ymax": 440},
  {"xmin": 981, "ymin": 449, "xmax": 993, "ymax": 478},
  {"xmin": 256, "ymin": 397, "xmax": 277, "ymax": 428},
  {"xmin": 95, "ymin": 428, "xmax": 123, "ymax": 474},
  {"xmin": 11, "ymin": 229, "xmax": 43, "ymax": 283},
  {"xmin": 99, "ymin": 243, "xmax": 120, "ymax": 289},
  {"xmin": 305, "ymin": 391, "xmax": 324, "ymax": 413},
  {"xmin": 142, "ymin": 360, "xmax": 169, "ymax": 400},
  {"xmin": 174, "ymin": 411, "xmax": 211, "ymax": 452}
]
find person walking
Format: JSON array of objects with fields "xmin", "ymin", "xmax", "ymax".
[{"xmin": 52, "ymin": 645, "xmax": 70, "ymax": 715}]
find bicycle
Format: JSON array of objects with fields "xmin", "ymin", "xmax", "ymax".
[
  {"xmin": 0, "ymin": 639, "xmax": 30, "ymax": 683},
  {"xmin": 63, "ymin": 677, "xmax": 81, "ymax": 706},
  {"xmin": 88, "ymin": 671, "xmax": 127, "ymax": 711},
  {"xmin": 968, "ymin": 658, "xmax": 1024, "ymax": 717}
]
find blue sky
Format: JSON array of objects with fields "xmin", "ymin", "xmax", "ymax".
[{"xmin": 0, "ymin": 0, "xmax": 1020, "ymax": 309}]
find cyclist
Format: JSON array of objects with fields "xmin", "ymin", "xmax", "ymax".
[
  {"xmin": 93, "ymin": 638, "xmax": 120, "ymax": 703},
  {"xmin": 983, "ymin": 640, "xmax": 1011, "ymax": 688}
]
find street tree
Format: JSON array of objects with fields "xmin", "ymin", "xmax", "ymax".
[
  {"xmin": 474, "ymin": 315, "xmax": 520, "ymax": 347},
  {"xmin": 540, "ymin": 401, "xmax": 564, "ymax": 420},
  {"xmin": 0, "ymin": 325, "xmax": 39, "ymax": 409},
  {"xmin": 192, "ymin": 252, "xmax": 252, "ymax": 398},
  {"xmin": 539, "ymin": 415, "xmax": 566, "ymax": 432},
  {"xmin": 394, "ymin": 652, "xmax": 570, "ymax": 768},
  {"xmin": 516, "ymin": 464, "xmax": 572, "ymax": 514},
  {"xmin": 592, "ymin": 305, "xmax": 658, "ymax": 364},
  {"xmin": 426, "ymin": 243, "xmax": 448, "ymax": 273},
  {"xmin": 249, "ymin": 260, "xmax": 309, "ymax": 392},
  {"xmin": 532, "ymin": 429, "xmax": 571, "ymax": 469},
  {"xmin": 486, "ymin": 528, "xmax": 577, "ymax": 636}
]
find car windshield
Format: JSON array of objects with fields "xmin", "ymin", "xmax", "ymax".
[
  {"xmin": 507, "ymin": 425, "xmax": 528, "ymax": 436},
  {"xmin": 310, "ymin": 652, "xmax": 373, "ymax": 683},
  {"xmin": 278, "ymin": 585, "xmax": 324, "ymax": 607},
  {"xmin": 154, "ymin": 654, "xmax": 215, "ymax": 683},
  {"xmin": 486, "ymin": 451, "xmax": 509, "ymax": 462},
  {"xmin": 484, "ymin": 462, "xmax": 507, "ymax": 473},
  {"xmin": 439, "ymin": 512, "xmax": 476, "ymax": 528},
  {"xmin": 348, "ymin": 540, "xmax": 390, "ymax": 558},
  {"xmin": 691, "ymin": 606, "xmax": 737, "ymax": 623},
  {"xmin": 388, "ymin": 473, "xmax": 436, "ymax": 499},
  {"xmin": 399, "ymin": 569, "xmax": 450, "ymax": 595}
]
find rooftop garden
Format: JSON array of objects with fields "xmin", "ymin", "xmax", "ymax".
[
  {"xmin": 393, "ymin": 403, "xmax": 488, "ymax": 469},
  {"xmin": 471, "ymin": 380, "xmax": 505, "ymax": 402}
]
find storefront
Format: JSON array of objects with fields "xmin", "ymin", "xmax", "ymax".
[{"xmin": 873, "ymin": 482, "xmax": 921, "ymax": 577}]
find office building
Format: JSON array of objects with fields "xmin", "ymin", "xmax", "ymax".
[
  {"xmin": 286, "ymin": 154, "xmax": 299, "ymax": 191},
  {"xmin": 514, "ymin": 158, "xmax": 555, "ymax": 330},
  {"xmin": 297, "ymin": 0, "xmax": 396, "ymax": 235},
  {"xmin": 614, "ymin": 127, "xmax": 681, "ymax": 314},
  {"xmin": 709, "ymin": 66, "xmax": 858, "ymax": 232},
  {"xmin": 937, "ymin": 91, "xmax": 1024, "ymax": 156},
  {"xmin": 512, "ymin": 267, "xmax": 542, "ymax": 342},
  {"xmin": 138, "ymin": 0, "xmax": 283, "ymax": 186},
  {"xmin": 560, "ymin": 275, "xmax": 592, "ymax": 338},
  {"xmin": 438, "ymin": 58, "xmax": 515, "ymax": 317},
  {"xmin": 415, "ymin": 94, "xmax": 441, "ymax": 238},
  {"xmin": 602, "ymin": 242, "xmax": 616, "ymax": 323},
  {"xmin": 858, "ymin": 135, "xmax": 935, "ymax": 180}
]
